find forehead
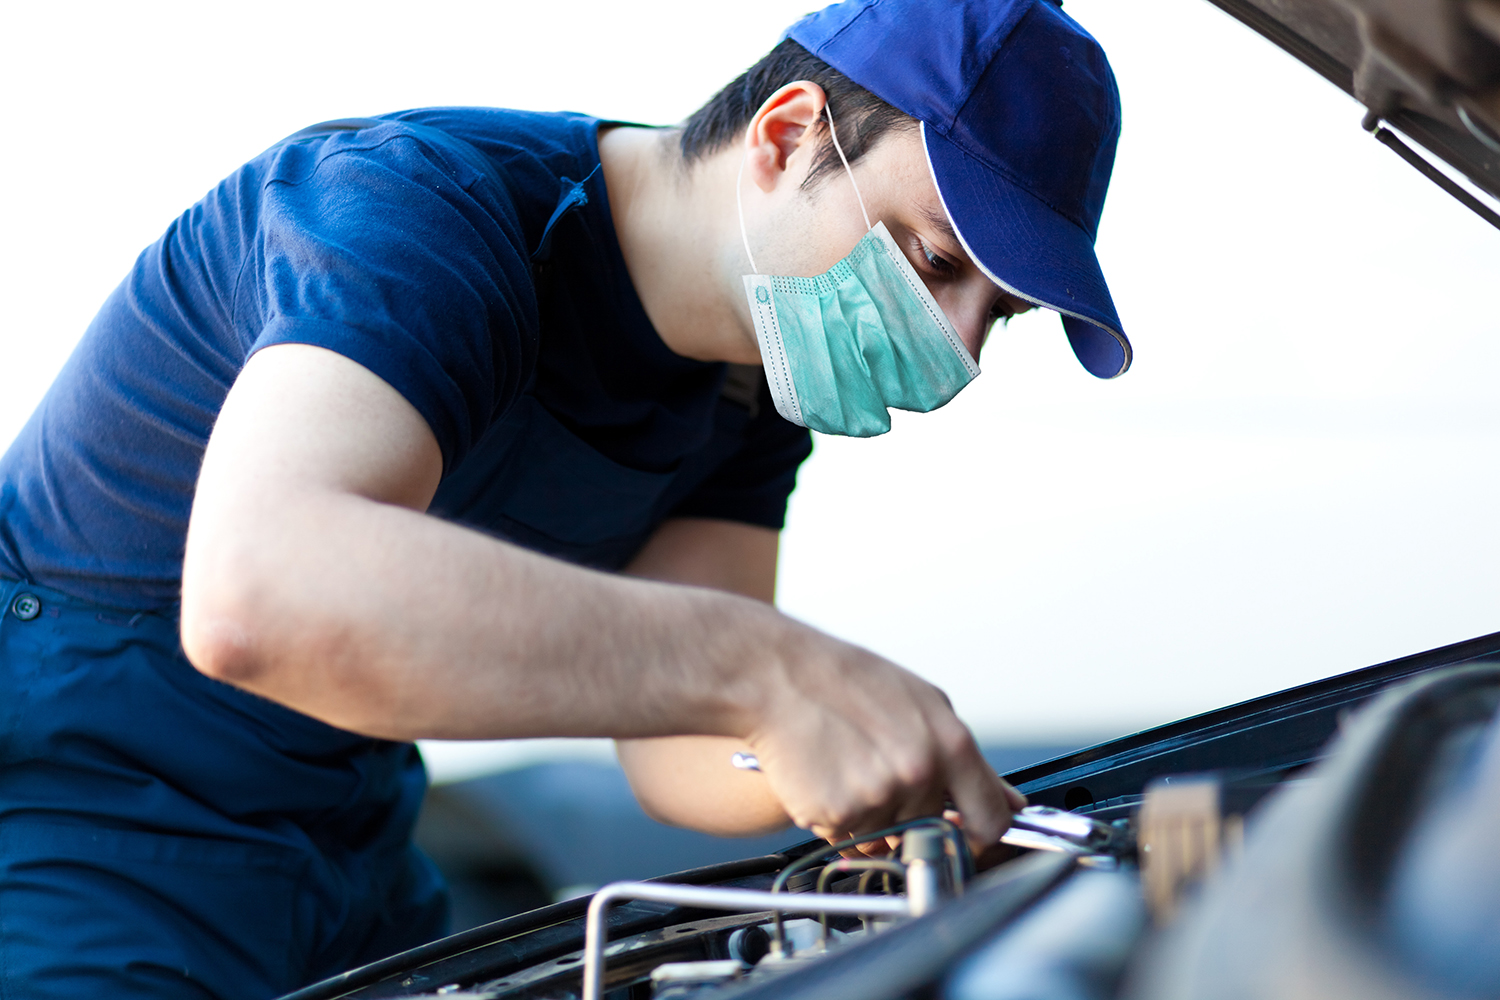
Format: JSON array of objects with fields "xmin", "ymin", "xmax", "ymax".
[
  {"xmin": 855, "ymin": 127, "xmax": 933, "ymax": 194},
  {"xmin": 854, "ymin": 131, "xmax": 964, "ymax": 245},
  {"xmin": 855, "ymin": 132, "xmax": 951, "ymax": 223}
]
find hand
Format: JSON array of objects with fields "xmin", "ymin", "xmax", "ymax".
[{"xmin": 742, "ymin": 628, "xmax": 1026, "ymax": 857}]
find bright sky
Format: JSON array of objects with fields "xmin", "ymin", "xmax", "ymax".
[{"xmin": 4, "ymin": 0, "xmax": 1499, "ymax": 780}]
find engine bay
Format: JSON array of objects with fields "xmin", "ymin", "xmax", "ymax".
[{"xmin": 280, "ymin": 631, "xmax": 1500, "ymax": 1000}]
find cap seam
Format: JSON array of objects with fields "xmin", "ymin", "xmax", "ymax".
[
  {"xmin": 805, "ymin": 0, "xmax": 882, "ymax": 55},
  {"xmin": 943, "ymin": 0, "xmax": 1041, "ymax": 136}
]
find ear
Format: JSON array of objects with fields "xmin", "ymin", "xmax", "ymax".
[{"xmin": 743, "ymin": 81, "xmax": 828, "ymax": 194}]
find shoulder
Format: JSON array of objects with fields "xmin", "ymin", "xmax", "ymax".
[
  {"xmin": 260, "ymin": 117, "xmax": 509, "ymax": 208},
  {"xmin": 255, "ymin": 109, "xmax": 604, "ymax": 260}
]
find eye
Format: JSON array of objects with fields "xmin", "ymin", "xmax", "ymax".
[
  {"xmin": 912, "ymin": 237, "xmax": 956, "ymax": 277},
  {"xmin": 987, "ymin": 300, "xmax": 1015, "ymax": 327}
]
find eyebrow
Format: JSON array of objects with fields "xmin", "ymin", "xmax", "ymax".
[{"xmin": 919, "ymin": 205, "xmax": 962, "ymax": 252}]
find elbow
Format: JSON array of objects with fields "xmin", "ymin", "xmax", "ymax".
[
  {"xmin": 630, "ymin": 791, "xmax": 679, "ymax": 829},
  {"xmin": 180, "ymin": 606, "xmax": 261, "ymax": 687},
  {"xmin": 179, "ymin": 555, "xmax": 269, "ymax": 689}
]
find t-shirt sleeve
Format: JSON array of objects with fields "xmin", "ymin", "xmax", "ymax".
[
  {"xmin": 669, "ymin": 387, "xmax": 814, "ymax": 531},
  {"xmin": 247, "ymin": 125, "xmax": 537, "ymax": 471}
]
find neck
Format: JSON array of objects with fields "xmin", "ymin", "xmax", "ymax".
[{"xmin": 597, "ymin": 126, "xmax": 760, "ymax": 365}]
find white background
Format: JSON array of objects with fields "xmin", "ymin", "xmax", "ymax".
[{"xmin": 4, "ymin": 0, "xmax": 1498, "ymax": 777}]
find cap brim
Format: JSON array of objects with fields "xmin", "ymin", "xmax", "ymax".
[{"xmin": 922, "ymin": 122, "xmax": 1131, "ymax": 379}]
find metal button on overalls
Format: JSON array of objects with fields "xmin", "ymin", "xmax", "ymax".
[
  {"xmin": 0, "ymin": 578, "xmax": 447, "ymax": 999},
  {"xmin": 9, "ymin": 593, "xmax": 40, "ymax": 621}
]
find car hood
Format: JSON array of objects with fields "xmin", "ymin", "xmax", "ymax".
[{"xmin": 1203, "ymin": 0, "xmax": 1500, "ymax": 199}]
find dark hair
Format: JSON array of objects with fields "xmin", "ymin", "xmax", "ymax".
[{"xmin": 679, "ymin": 38, "xmax": 917, "ymax": 190}]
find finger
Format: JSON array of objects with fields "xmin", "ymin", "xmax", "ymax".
[
  {"xmin": 816, "ymin": 826, "xmax": 893, "ymax": 859},
  {"xmin": 944, "ymin": 755, "xmax": 1015, "ymax": 848},
  {"xmin": 1001, "ymin": 778, "xmax": 1028, "ymax": 812},
  {"xmin": 821, "ymin": 827, "xmax": 876, "ymax": 859},
  {"xmin": 825, "ymin": 793, "xmax": 906, "ymax": 856}
]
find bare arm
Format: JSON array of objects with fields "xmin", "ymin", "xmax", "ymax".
[
  {"xmin": 617, "ymin": 519, "xmax": 791, "ymax": 837},
  {"xmin": 182, "ymin": 344, "xmax": 775, "ymax": 743},
  {"xmin": 182, "ymin": 343, "xmax": 1022, "ymax": 847}
]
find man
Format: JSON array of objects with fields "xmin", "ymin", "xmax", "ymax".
[{"xmin": 0, "ymin": 0, "xmax": 1125, "ymax": 996}]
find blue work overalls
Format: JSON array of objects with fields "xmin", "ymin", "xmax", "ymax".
[
  {"xmin": 0, "ymin": 577, "xmax": 446, "ymax": 999},
  {"xmin": 0, "ymin": 113, "xmax": 789, "ymax": 1000}
]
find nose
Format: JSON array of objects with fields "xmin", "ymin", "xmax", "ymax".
[
  {"xmin": 931, "ymin": 281, "xmax": 1030, "ymax": 359},
  {"xmin": 952, "ymin": 309, "xmax": 990, "ymax": 359}
]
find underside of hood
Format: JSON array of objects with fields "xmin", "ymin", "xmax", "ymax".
[{"xmin": 1203, "ymin": 0, "xmax": 1500, "ymax": 203}]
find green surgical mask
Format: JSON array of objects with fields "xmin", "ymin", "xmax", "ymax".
[{"xmin": 738, "ymin": 110, "xmax": 980, "ymax": 438}]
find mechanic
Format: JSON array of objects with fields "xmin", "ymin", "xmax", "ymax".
[{"xmin": 0, "ymin": 0, "xmax": 1125, "ymax": 996}]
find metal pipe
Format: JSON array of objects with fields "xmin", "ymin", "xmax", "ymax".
[
  {"xmin": 766, "ymin": 816, "xmax": 965, "ymax": 943},
  {"xmin": 814, "ymin": 859, "xmax": 907, "ymax": 946},
  {"xmin": 901, "ymin": 827, "xmax": 946, "ymax": 917},
  {"xmin": 856, "ymin": 869, "xmax": 894, "ymax": 897},
  {"xmin": 815, "ymin": 859, "xmax": 906, "ymax": 896},
  {"xmin": 582, "ymin": 882, "xmax": 911, "ymax": 1000}
]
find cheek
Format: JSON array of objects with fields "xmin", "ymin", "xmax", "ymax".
[
  {"xmin": 959, "ymin": 324, "xmax": 987, "ymax": 360},
  {"xmin": 925, "ymin": 284, "xmax": 989, "ymax": 358},
  {"xmin": 773, "ymin": 189, "xmax": 871, "ymax": 276}
]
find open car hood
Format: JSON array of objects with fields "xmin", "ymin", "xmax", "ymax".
[{"xmin": 1202, "ymin": 0, "xmax": 1500, "ymax": 205}]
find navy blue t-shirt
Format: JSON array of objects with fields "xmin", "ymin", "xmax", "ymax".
[{"xmin": 0, "ymin": 109, "xmax": 812, "ymax": 610}]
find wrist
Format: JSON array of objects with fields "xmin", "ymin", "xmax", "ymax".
[{"xmin": 694, "ymin": 591, "xmax": 808, "ymax": 741}]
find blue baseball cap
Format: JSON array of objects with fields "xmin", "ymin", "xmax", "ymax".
[{"xmin": 786, "ymin": 0, "xmax": 1130, "ymax": 378}]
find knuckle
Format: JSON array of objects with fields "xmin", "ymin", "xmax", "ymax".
[
  {"xmin": 825, "ymin": 787, "xmax": 872, "ymax": 829},
  {"xmin": 827, "ymin": 804, "xmax": 862, "ymax": 833},
  {"xmin": 935, "ymin": 720, "xmax": 976, "ymax": 760},
  {"xmin": 890, "ymin": 749, "xmax": 936, "ymax": 789},
  {"xmin": 853, "ymin": 775, "xmax": 890, "ymax": 812},
  {"xmin": 788, "ymin": 806, "xmax": 818, "ymax": 829}
]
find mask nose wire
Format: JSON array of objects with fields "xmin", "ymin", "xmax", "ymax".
[{"xmin": 824, "ymin": 104, "xmax": 872, "ymax": 231}]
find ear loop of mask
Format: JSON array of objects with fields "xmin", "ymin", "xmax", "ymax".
[
  {"xmin": 736, "ymin": 131, "xmax": 760, "ymax": 276},
  {"xmin": 823, "ymin": 104, "xmax": 872, "ymax": 231},
  {"xmin": 736, "ymin": 103, "xmax": 872, "ymax": 277}
]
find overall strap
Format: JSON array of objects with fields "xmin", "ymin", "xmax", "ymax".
[{"xmin": 531, "ymin": 162, "xmax": 602, "ymax": 264}]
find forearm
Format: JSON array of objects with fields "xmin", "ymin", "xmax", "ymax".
[
  {"xmin": 617, "ymin": 735, "xmax": 790, "ymax": 836},
  {"xmin": 614, "ymin": 519, "xmax": 790, "ymax": 835},
  {"xmin": 182, "ymin": 491, "xmax": 789, "ymax": 743},
  {"xmin": 186, "ymin": 345, "xmax": 1021, "ymax": 848}
]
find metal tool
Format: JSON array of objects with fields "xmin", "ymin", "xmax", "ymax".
[
  {"xmin": 1003, "ymin": 805, "xmax": 1134, "ymax": 857},
  {"xmin": 731, "ymin": 751, "xmax": 762, "ymax": 772},
  {"xmin": 728, "ymin": 754, "xmax": 1131, "ymax": 858}
]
